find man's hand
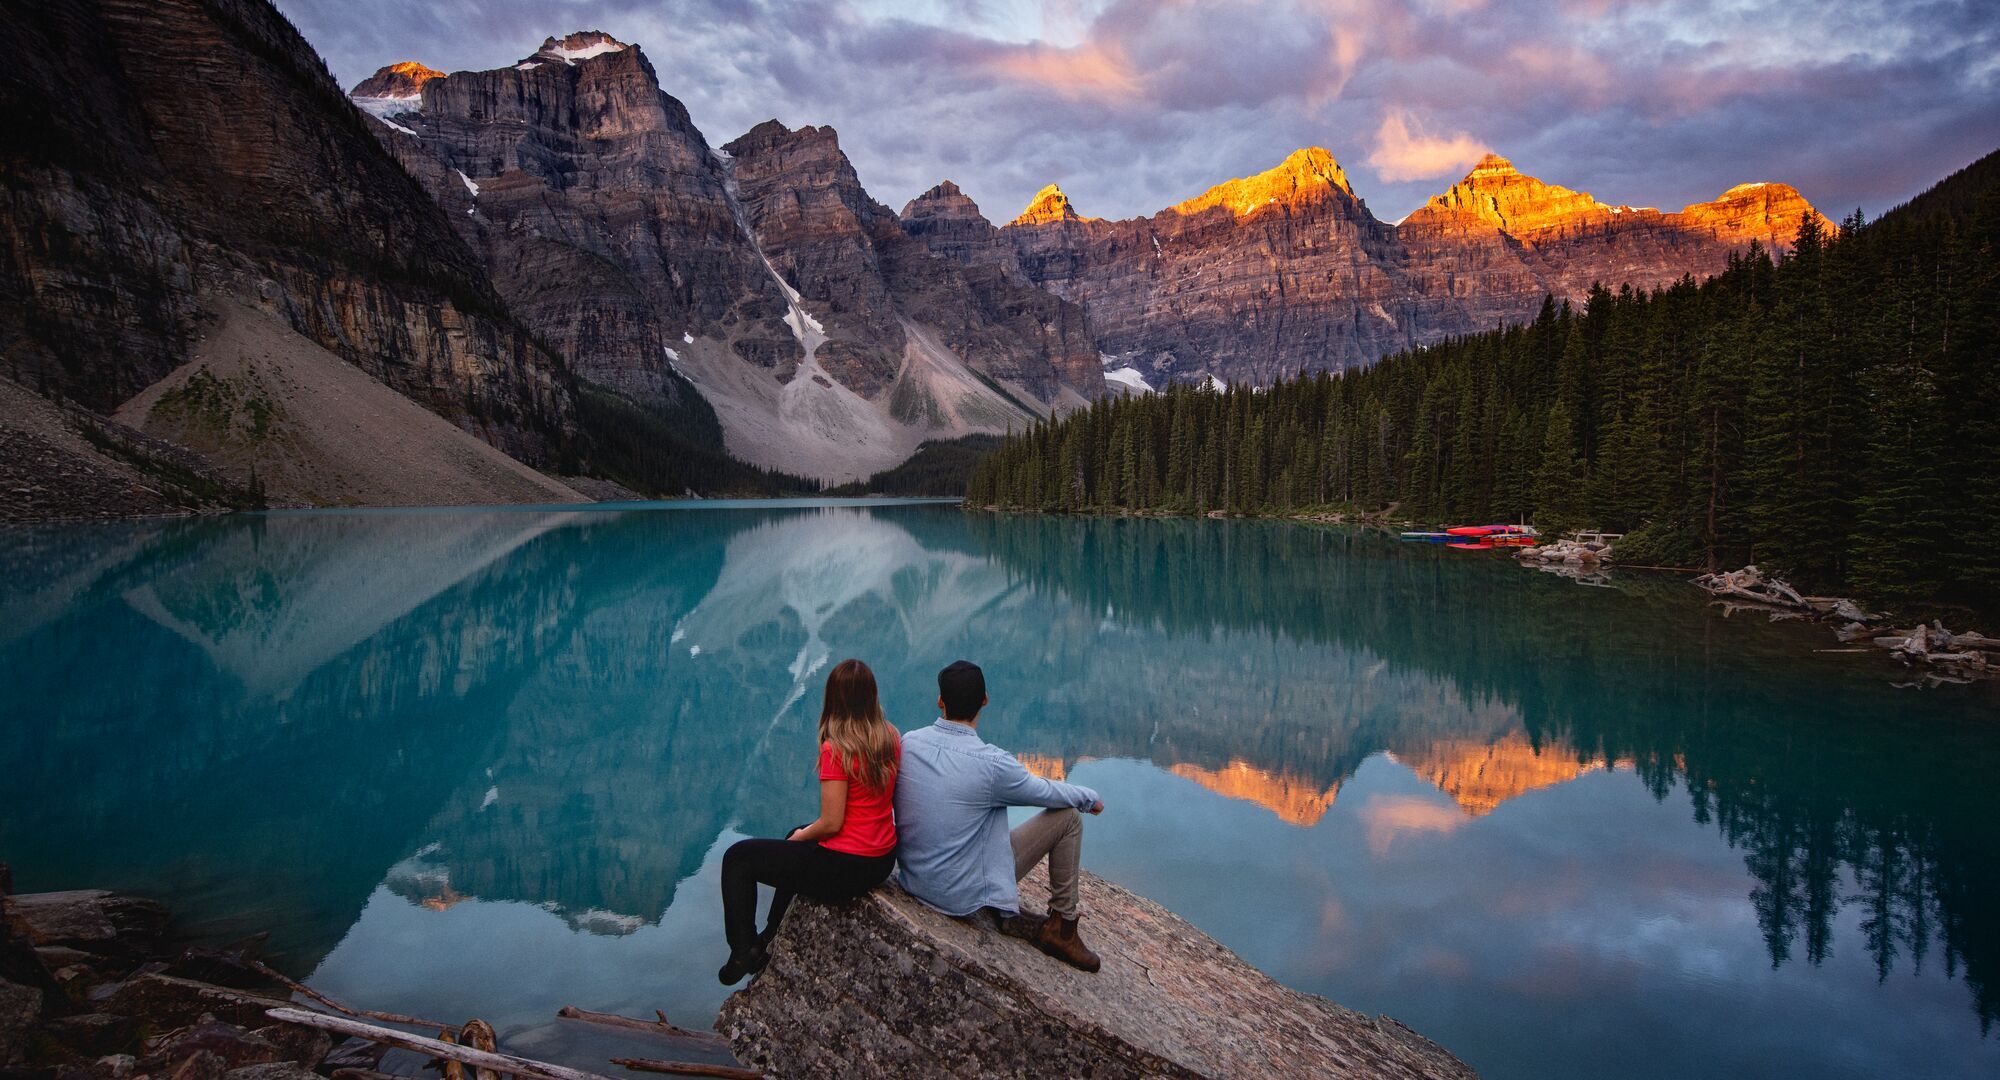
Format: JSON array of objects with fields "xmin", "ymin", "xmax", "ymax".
[{"xmin": 1087, "ymin": 800, "xmax": 1104, "ymax": 815}]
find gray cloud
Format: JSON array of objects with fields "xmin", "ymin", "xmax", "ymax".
[{"xmin": 275, "ymin": 0, "xmax": 2000, "ymax": 224}]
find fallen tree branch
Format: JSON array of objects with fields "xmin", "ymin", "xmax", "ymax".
[
  {"xmin": 610, "ymin": 1058, "xmax": 762, "ymax": 1080},
  {"xmin": 266, "ymin": 1008, "xmax": 619, "ymax": 1080},
  {"xmin": 556, "ymin": 1006, "xmax": 724, "ymax": 1045},
  {"xmin": 246, "ymin": 960, "xmax": 453, "ymax": 1032}
]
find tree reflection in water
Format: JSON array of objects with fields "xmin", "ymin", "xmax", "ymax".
[{"xmin": 2, "ymin": 503, "xmax": 1995, "ymax": 1055}]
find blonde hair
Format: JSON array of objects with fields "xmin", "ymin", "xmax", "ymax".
[{"xmin": 818, "ymin": 659, "xmax": 899, "ymax": 791}]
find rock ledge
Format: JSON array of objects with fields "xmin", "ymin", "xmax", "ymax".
[{"xmin": 719, "ymin": 867, "xmax": 1479, "ymax": 1079}]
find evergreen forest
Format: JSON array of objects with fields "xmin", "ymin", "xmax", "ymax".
[{"xmin": 967, "ymin": 150, "xmax": 2000, "ymax": 601}]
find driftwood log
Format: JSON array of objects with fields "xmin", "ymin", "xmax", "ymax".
[
  {"xmin": 266, "ymin": 1009, "xmax": 755, "ymax": 1080},
  {"xmin": 556, "ymin": 1006, "xmax": 723, "ymax": 1045},
  {"xmin": 243, "ymin": 958, "xmax": 452, "ymax": 1033},
  {"xmin": 1694, "ymin": 566, "xmax": 1994, "ymax": 682},
  {"xmin": 1692, "ymin": 565, "xmax": 1807, "ymax": 608},
  {"xmin": 611, "ymin": 1059, "xmax": 761, "ymax": 1080}
]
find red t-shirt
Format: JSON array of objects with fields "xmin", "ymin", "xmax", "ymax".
[{"xmin": 817, "ymin": 739, "xmax": 898, "ymax": 857}]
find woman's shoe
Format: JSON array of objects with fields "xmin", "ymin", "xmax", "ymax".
[{"xmin": 716, "ymin": 943, "xmax": 769, "ymax": 985}]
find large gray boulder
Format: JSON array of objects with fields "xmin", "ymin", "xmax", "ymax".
[{"xmin": 720, "ymin": 867, "xmax": 1478, "ymax": 1079}]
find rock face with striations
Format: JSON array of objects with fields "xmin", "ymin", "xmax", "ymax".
[
  {"xmin": 0, "ymin": 0, "xmax": 575, "ymax": 467},
  {"xmin": 355, "ymin": 45, "xmax": 1102, "ymax": 481},
  {"xmin": 994, "ymin": 148, "xmax": 1410, "ymax": 388},
  {"xmin": 718, "ymin": 120, "xmax": 1100, "ymax": 407},
  {"xmin": 1397, "ymin": 153, "xmax": 1830, "ymax": 327},
  {"xmin": 356, "ymin": 32, "xmax": 789, "ymax": 411},
  {"xmin": 982, "ymin": 149, "xmax": 1831, "ymax": 388},
  {"xmin": 720, "ymin": 868, "xmax": 1480, "ymax": 1079}
]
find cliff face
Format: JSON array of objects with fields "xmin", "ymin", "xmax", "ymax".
[
  {"xmin": 358, "ymin": 48, "xmax": 1102, "ymax": 481},
  {"xmin": 0, "ymin": 0, "xmax": 574, "ymax": 465},
  {"xmin": 993, "ymin": 149, "xmax": 1832, "ymax": 387},
  {"xmin": 894, "ymin": 180, "xmax": 1102, "ymax": 398},
  {"xmin": 716, "ymin": 120, "xmax": 1102, "ymax": 408},
  {"xmin": 997, "ymin": 148, "xmax": 1410, "ymax": 388},
  {"xmin": 1399, "ymin": 153, "xmax": 1832, "ymax": 327},
  {"xmin": 359, "ymin": 32, "xmax": 789, "ymax": 410}
]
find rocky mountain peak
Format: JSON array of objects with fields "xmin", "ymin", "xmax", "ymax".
[
  {"xmin": 1169, "ymin": 146, "xmax": 1356, "ymax": 217},
  {"xmin": 1678, "ymin": 180, "xmax": 1832, "ymax": 243},
  {"xmin": 350, "ymin": 60, "xmax": 443, "ymax": 99},
  {"xmin": 901, "ymin": 180, "xmax": 986, "ymax": 223},
  {"xmin": 725, "ymin": 120, "xmax": 843, "ymax": 159},
  {"xmin": 1419, "ymin": 153, "xmax": 1607, "ymax": 231},
  {"xmin": 1010, "ymin": 184, "xmax": 1083, "ymax": 226},
  {"xmin": 524, "ymin": 30, "xmax": 630, "ymax": 66}
]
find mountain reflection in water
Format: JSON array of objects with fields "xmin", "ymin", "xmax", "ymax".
[{"xmin": 2, "ymin": 502, "xmax": 1996, "ymax": 1080}]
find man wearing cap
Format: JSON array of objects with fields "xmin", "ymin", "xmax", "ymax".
[{"xmin": 892, "ymin": 659, "xmax": 1104, "ymax": 971}]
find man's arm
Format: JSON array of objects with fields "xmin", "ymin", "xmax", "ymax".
[{"xmin": 991, "ymin": 753, "xmax": 1100, "ymax": 811}]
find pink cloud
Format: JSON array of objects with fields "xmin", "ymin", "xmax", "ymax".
[
  {"xmin": 1365, "ymin": 108, "xmax": 1490, "ymax": 182},
  {"xmin": 985, "ymin": 39, "xmax": 1139, "ymax": 101},
  {"xmin": 1359, "ymin": 793, "xmax": 1470, "ymax": 855}
]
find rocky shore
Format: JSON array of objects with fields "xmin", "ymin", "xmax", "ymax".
[
  {"xmin": 0, "ymin": 869, "xmax": 752, "ymax": 1080},
  {"xmin": 5, "ymin": 866, "xmax": 1481, "ymax": 1080},
  {"xmin": 1, "ymin": 871, "xmax": 337, "ymax": 1080}
]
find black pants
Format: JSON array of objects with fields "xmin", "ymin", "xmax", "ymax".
[{"xmin": 720, "ymin": 835, "xmax": 894, "ymax": 956}]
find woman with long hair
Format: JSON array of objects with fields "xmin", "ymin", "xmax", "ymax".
[{"xmin": 717, "ymin": 658, "xmax": 901, "ymax": 983}]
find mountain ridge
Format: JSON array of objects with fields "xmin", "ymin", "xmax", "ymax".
[
  {"xmin": 348, "ymin": 43, "xmax": 1102, "ymax": 482},
  {"xmin": 985, "ymin": 145, "xmax": 1829, "ymax": 386}
]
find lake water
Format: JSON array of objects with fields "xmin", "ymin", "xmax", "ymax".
[{"xmin": 4, "ymin": 500, "xmax": 1997, "ymax": 1079}]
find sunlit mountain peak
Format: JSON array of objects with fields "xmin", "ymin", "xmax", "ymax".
[
  {"xmin": 1009, "ymin": 183, "xmax": 1089, "ymax": 226},
  {"xmin": 1389, "ymin": 734, "xmax": 1601, "ymax": 817},
  {"xmin": 349, "ymin": 59, "xmax": 444, "ymax": 100},
  {"xmin": 1168, "ymin": 146, "xmax": 1355, "ymax": 218},
  {"xmin": 1168, "ymin": 759, "xmax": 1343, "ymax": 827},
  {"xmin": 1017, "ymin": 753, "xmax": 1069, "ymax": 781}
]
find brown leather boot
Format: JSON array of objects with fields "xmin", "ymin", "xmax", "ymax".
[{"xmin": 1034, "ymin": 912, "xmax": 1101, "ymax": 972}]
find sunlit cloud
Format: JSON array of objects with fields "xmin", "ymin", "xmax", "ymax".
[
  {"xmin": 274, "ymin": 0, "xmax": 2000, "ymax": 223},
  {"xmin": 1365, "ymin": 108, "xmax": 1490, "ymax": 182},
  {"xmin": 1359, "ymin": 793, "xmax": 1469, "ymax": 855},
  {"xmin": 986, "ymin": 39, "xmax": 1140, "ymax": 100}
]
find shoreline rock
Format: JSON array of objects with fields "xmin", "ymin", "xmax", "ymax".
[
  {"xmin": 1, "ymin": 875, "xmax": 346, "ymax": 1080},
  {"xmin": 1513, "ymin": 537, "xmax": 1611, "ymax": 567},
  {"xmin": 720, "ymin": 867, "xmax": 1479, "ymax": 1079}
]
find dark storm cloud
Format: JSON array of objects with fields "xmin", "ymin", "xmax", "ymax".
[{"xmin": 275, "ymin": 0, "xmax": 2000, "ymax": 223}]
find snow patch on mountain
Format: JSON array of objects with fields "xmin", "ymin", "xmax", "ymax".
[
  {"xmin": 535, "ymin": 35, "xmax": 627, "ymax": 65},
  {"xmin": 352, "ymin": 95, "xmax": 419, "ymax": 121},
  {"xmin": 1104, "ymin": 366, "xmax": 1153, "ymax": 394}
]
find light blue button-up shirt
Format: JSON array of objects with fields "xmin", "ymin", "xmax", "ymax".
[{"xmin": 893, "ymin": 718, "xmax": 1101, "ymax": 917}]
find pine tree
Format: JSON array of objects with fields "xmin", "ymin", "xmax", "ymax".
[
  {"xmin": 969, "ymin": 172, "xmax": 1997, "ymax": 606},
  {"xmin": 1534, "ymin": 399, "xmax": 1586, "ymax": 532}
]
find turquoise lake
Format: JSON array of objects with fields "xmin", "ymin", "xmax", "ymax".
[{"xmin": 4, "ymin": 500, "xmax": 1997, "ymax": 1079}]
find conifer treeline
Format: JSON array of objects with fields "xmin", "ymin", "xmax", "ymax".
[{"xmin": 967, "ymin": 154, "xmax": 2000, "ymax": 601}]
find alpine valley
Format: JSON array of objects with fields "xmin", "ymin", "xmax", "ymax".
[{"xmin": 0, "ymin": 0, "xmax": 1831, "ymax": 512}]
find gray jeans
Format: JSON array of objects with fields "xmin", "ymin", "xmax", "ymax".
[{"xmin": 1010, "ymin": 807, "xmax": 1083, "ymax": 917}]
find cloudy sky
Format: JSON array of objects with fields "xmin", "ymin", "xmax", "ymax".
[{"xmin": 276, "ymin": 0, "xmax": 2000, "ymax": 224}]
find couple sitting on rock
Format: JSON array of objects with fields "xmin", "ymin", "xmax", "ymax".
[{"xmin": 717, "ymin": 658, "xmax": 1103, "ymax": 984}]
